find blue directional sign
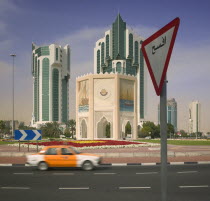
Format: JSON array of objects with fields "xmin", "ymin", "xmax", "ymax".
[{"xmin": 15, "ymin": 130, "xmax": 42, "ymax": 141}]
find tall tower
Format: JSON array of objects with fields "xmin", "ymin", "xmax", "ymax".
[
  {"xmin": 188, "ymin": 101, "xmax": 201, "ymax": 134},
  {"xmin": 31, "ymin": 43, "xmax": 70, "ymax": 128},
  {"xmin": 158, "ymin": 98, "xmax": 177, "ymax": 132},
  {"xmin": 94, "ymin": 14, "xmax": 147, "ymax": 124}
]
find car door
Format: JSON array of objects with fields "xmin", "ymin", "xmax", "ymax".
[
  {"xmin": 44, "ymin": 147, "xmax": 61, "ymax": 167},
  {"xmin": 59, "ymin": 147, "xmax": 77, "ymax": 167}
]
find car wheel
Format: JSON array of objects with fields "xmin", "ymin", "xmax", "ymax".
[
  {"xmin": 82, "ymin": 161, "xmax": 94, "ymax": 171},
  {"xmin": 38, "ymin": 162, "xmax": 48, "ymax": 171}
]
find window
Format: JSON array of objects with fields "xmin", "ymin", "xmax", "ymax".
[
  {"xmin": 45, "ymin": 148, "xmax": 57, "ymax": 155},
  {"xmin": 106, "ymin": 35, "xmax": 109, "ymax": 58},
  {"xmin": 116, "ymin": 62, "xmax": 122, "ymax": 73},
  {"xmin": 97, "ymin": 50, "xmax": 100, "ymax": 74},
  {"xmin": 129, "ymin": 33, "xmax": 133, "ymax": 58},
  {"xmin": 56, "ymin": 48, "xmax": 58, "ymax": 60},
  {"xmin": 101, "ymin": 42, "xmax": 105, "ymax": 65},
  {"xmin": 52, "ymin": 68, "xmax": 59, "ymax": 121},
  {"xmin": 42, "ymin": 58, "xmax": 49, "ymax": 121},
  {"xmin": 61, "ymin": 148, "xmax": 73, "ymax": 155}
]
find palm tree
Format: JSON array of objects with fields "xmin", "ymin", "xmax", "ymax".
[
  {"xmin": 66, "ymin": 119, "xmax": 76, "ymax": 136},
  {"xmin": 41, "ymin": 122, "xmax": 62, "ymax": 138}
]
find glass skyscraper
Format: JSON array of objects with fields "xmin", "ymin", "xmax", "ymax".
[
  {"xmin": 31, "ymin": 43, "xmax": 70, "ymax": 128},
  {"xmin": 158, "ymin": 98, "xmax": 177, "ymax": 132},
  {"xmin": 188, "ymin": 100, "xmax": 201, "ymax": 134},
  {"xmin": 94, "ymin": 14, "xmax": 147, "ymax": 124}
]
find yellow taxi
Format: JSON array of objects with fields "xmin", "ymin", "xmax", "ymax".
[{"xmin": 26, "ymin": 145, "xmax": 102, "ymax": 171}]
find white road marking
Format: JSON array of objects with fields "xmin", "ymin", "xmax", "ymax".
[
  {"xmin": 179, "ymin": 185, "xmax": 209, "ymax": 188},
  {"xmin": 94, "ymin": 173, "xmax": 116, "ymax": 175},
  {"xmin": 141, "ymin": 163, "xmax": 156, "ymax": 166},
  {"xmin": 0, "ymin": 164, "xmax": 12, "ymax": 166},
  {"xmin": 177, "ymin": 171, "xmax": 198, "ymax": 174},
  {"xmin": 136, "ymin": 172, "xmax": 158, "ymax": 175},
  {"xmin": 119, "ymin": 187, "xmax": 151, "ymax": 189},
  {"xmin": 13, "ymin": 173, "xmax": 33, "ymax": 175},
  {"xmin": 53, "ymin": 173, "xmax": 74, "ymax": 175},
  {"xmin": 112, "ymin": 163, "xmax": 127, "ymax": 166},
  {"xmin": 170, "ymin": 162, "xmax": 184, "ymax": 165},
  {"xmin": 1, "ymin": 187, "xmax": 30, "ymax": 190},
  {"xmin": 59, "ymin": 187, "xmax": 89, "ymax": 190},
  {"xmin": 198, "ymin": 161, "xmax": 210, "ymax": 164}
]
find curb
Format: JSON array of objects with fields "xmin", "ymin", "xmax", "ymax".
[
  {"xmin": 1, "ymin": 151, "xmax": 210, "ymax": 157},
  {"xmin": 0, "ymin": 161, "xmax": 210, "ymax": 167}
]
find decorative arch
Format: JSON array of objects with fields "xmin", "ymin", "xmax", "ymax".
[
  {"xmin": 122, "ymin": 119, "xmax": 133, "ymax": 139},
  {"xmin": 80, "ymin": 119, "xmax": 87, "ymax": 138},
  {"xmin": 97, "ymin": 116, "xmax": 112, "ymax": 138},
  {"xmin": 125, "ymin": 121, "xmax": 132, "ymax": 138}
]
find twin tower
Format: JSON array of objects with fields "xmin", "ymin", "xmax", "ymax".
[{"xmin": 31, "ymin": 14, "xmax": 147, "ymax": 140}]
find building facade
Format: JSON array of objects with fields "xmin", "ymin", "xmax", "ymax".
[
  {"xmin": 94, "ymin": 14, "xmax": 147, "ymax": 125},
  {"xmin": 76, "ymin": 73, "xmax": 137, "ymax": 140},
  {"xmin": 158, "ymin": 98, "xmax": 177, "ymax": 132},
  {"xmin": 31, "ymin": 43, "xmax": 70, "ymax": 128},
  {"xmin": 188, "ymin": 100, "xmax": 201, "ymax": 134}
]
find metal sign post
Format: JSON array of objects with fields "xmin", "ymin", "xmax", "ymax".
[
  {"xmin": 160, "ymin": 79, "xmax": 167, "ymax": 201},
  {"xmin": 141, "ymin": 18, "xmax": 180, "ymax": 201}
]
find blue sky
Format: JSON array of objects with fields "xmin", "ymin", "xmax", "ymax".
[{"xmin": 0, "ymin": 0, "xmax": 210, "ymax": 132}]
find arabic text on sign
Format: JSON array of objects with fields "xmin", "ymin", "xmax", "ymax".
[{"xmin": 152, "ymin": 36, "xmax": 166, "ymax": 55}]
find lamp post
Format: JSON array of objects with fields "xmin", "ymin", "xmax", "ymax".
[{"xmin": 10, "ymin": 54, "xmax": 16, "ymax": 138}]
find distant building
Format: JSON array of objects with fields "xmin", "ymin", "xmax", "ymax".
[
  {"xmin": 94, "ymin": 14, "xmax": 147, "ymax": 125},
  {"xmin": 158, "ymin": 98, "xmax": 177, "ymax": 132},
  {"xmin": 5, "ymin": 120, "xmax": 19, "ymax": 130},
  {"xmin": 31, "ymin": 43, "xmax": 70, "ymax": 128},
  {"xmin": 188, "ymin": 100, "xmax": 201, "ymax": 134}
]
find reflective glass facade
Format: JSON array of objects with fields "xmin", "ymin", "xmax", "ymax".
[{"xmin": 42, "ymin": 58, "xmax": 50, "ymax": 121}]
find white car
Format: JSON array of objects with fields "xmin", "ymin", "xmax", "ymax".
[{"xmin": 26, "ymin": 145, "xmax": 102, "ymax": 171}]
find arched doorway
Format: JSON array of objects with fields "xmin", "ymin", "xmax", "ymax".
[
  {"xmin": 80, "ymin": 119, "xmax": 87, "ymax": 138},
  {"xmin": 125, "ymin": 121, "xmax": 132, "ymax": 138},
  {"xmin": 97, "ymin": 117, "xmax": 111, "ymax": 138}
]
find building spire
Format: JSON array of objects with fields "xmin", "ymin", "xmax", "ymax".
[{"xmin": 112, "ymin": 13, "xmax": 126, "ymax": 60}]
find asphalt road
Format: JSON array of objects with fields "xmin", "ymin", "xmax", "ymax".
[{"xmin": 0, "ymin": 165, "xmax": 210, "ymax": 201}]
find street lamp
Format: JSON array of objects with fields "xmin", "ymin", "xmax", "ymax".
[{"xmin": 10, "ymin": 54, "xmax": 16, "ymax": 138}]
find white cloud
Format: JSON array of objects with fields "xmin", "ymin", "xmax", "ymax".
[
  {"xmin": 0, "ymin": 0, "xmax": 19, "ymax": 15},
  {"xmin": 130, "ymin": 24, "xmax": 158, "ymax": 39}
]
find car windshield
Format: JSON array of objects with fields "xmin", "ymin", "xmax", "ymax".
[{"xmin": 70, "ymin": 146, "xmax": 81, "ymax": 154}]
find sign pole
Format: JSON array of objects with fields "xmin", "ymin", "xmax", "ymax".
[
  {"xmin": 141, "ymin": 18, "xmax": 180, "ymax": 201},
  {"xmin": 160, "ymin": 78, "xmax": 167, "ymax": 201}
]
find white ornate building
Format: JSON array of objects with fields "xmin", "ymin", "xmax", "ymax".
[
  {"xmin": 94, "ymin": 14, "xmax": 147, "ymax": 125},
  {"xmin": 76, "ymin": 73, "xmax": 137, "ymax": 140}
]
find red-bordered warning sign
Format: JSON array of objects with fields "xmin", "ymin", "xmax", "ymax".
[{"xmin": 141, "ymin": 18, "xmax": 180, "ymax": 96}]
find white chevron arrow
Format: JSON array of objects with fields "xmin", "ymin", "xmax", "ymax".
[
  {"xmin": 19, "ymin": 130, "xmax": 27, "ymax": 140},
  {"xmin": 33, "ymin": 130, "xmax": 41, "ymax": 140}
]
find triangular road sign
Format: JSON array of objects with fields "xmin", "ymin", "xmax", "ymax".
[{"xmin": 141, "ymin": 18, "xmax": 180, "ymax": 96}]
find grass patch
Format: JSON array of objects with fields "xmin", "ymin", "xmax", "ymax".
[
  {"xmin": 137, "ymin": 139, "xmax": 210, "ymax": 146},
  {"xmin": 0, "ymin": 141, "xmax": 18, "ymax": 145}
]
